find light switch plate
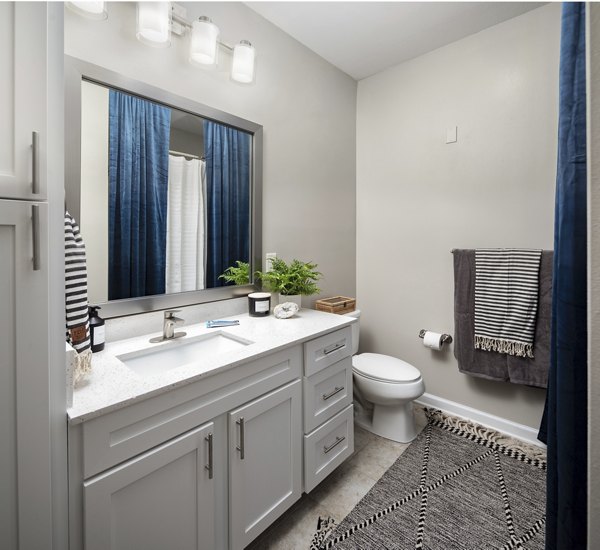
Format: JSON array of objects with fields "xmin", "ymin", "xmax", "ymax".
[
  {"xmin": 446, "ymin": 126, "xmax": 458, "ymax": 144},
  {"xmin": 265, "ymin": 252, "xmax": 277, "ymax": 271}
]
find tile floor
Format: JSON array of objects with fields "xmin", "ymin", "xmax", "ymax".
[{"xmin": 246, "ymin": 406, "xmax": 428, "ymax": 549}]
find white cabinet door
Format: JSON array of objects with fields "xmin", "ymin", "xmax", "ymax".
[
  {"xmin": 0, "ymin": 3, "xmax": 47, "ymax": 199},
  {"xmin": 0, "ymin": 200, "xmax": 52, "ymax": 548},
  {"xmin": 228, "ymin": 380, "xmax": 302, "ymax": 550},
  {"xmin": 84, "ymin": 422, "xmax": 217, "ymax": 550}
]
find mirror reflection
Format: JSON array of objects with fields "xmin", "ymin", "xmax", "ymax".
[{"xmin": 79, "ymin": 80, "xmax": 252, "ymax": 304}]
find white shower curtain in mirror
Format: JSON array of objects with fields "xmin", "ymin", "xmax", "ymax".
[{"xmin": 166, "ymin": 155, "xmax": 206, "ymax": 293}]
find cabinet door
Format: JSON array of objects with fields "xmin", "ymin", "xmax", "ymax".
[
  {"xmin": 0, "ymin": 3, "xmax": 47, "ymax": 199},
  {"xmin": 0, "ymin": 200, "xmax": 52, "ymax": 548},
  {"xmin": 229, "ymin": 380, "xmax": 302, "ymax": 550},
  {"xmin": 84, "ymin": 422, "xmax": 216, "ymax": 550}
]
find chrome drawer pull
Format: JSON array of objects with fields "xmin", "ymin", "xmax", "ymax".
[
  {"xmin": 205, "ymin": 433, "xmax": 213, "ymax": 479},
  {"xmin": 324, "ymin": 435, "xmax": 346, "ymax": 454},
  {"xmin": 322, "ymin": 386, "xmax": 344, "ymax": 401},
  {"xmin": 32, "ymin": 131, "xmax": 39, "ymax": 194},
  {"xmin": 236, "ymin": 417, "xmax": 245, "ymax": 460},
  {"xmin": 323, "ymin": 342, "xmax": 345, "ymax": 355},
  {"xmin": 31, "ymin": 205, "xmax": 40, "ymax": 271}
]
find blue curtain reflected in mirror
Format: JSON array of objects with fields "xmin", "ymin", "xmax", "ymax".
[
  {"xmin": 105, "ymin": 87, "xmax": 252, "ymax": 301},
  {"xmin": 108, "ymin": 90, "xmax": 171, "ymax": 300},
  {"xmin": 203, "ymin": 121, "xmax": 251, "ymax": 288}
]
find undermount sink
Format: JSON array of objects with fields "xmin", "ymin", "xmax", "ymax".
[{"xmin": 118, "ymin": 331, "xmax": 254, "ymax": 378}]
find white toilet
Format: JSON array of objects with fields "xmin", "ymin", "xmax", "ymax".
[{"xmin": 345, "ymin": 309, "xmax": 425, "ymax": 443}]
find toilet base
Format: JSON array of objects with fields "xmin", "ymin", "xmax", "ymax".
[{"xmin": 358, "ymin": 402, "xmax": 418, "ymax": 443}]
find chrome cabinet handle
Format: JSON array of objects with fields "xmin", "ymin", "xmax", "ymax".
[
  {"xmin": 31, "ymin": 132, "xmax": 39, "ymax": 194},
  {"xmin": 31, "ymin": 205, "xmax": 40, "ymax": 271},
  {"xmin": 236, "ymin": 417, "xmax": 245, "ymax": 460},
  {"xmin": 323, "ymin": 342, "xmax": 345, "ymax": 355},
  {"xmin": 324, "ymin": 436, "xmax": 346, "ymax": 454},
  {"xmin": 322, "ymin": 386, "xmax": 344, "ymax": 401},
  {"xmin": 205, "ymin": 433, "xmax": 213, "ymax": 479}
]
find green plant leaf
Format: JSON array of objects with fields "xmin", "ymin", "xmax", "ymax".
[
  {"xmin": 254, "ymin": 257, "xmax": 321, "ymax": 296},
  {"xmin": 218, "ymin": 261, "xmax": 250, "ymax": 285}
]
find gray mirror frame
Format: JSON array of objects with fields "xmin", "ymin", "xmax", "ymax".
[{"xmin": 64, "ymin": 56, "xmax": 263, "ymax": 318}]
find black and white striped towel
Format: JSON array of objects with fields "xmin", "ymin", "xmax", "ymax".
[
  {"xmin": 474, "ymin": 248, "xmax": 542, "ymax": 358},
  {"xmin": 65, "ymin": 211, "xmax": 92, "ymax": 381}
]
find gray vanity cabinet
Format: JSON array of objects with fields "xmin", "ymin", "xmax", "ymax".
[
  {"xmin": 228, "ymin": 380, "xmax": 302, "ymax": 550},
  {"xmin": 0, "ymin": 3, "xmax": 48, "ymax": 199},
  {"xmin": 84, "ymin": 421, "xmax": 217, "ymax": 550},
  {"xmin": 70, "ymin": 345, "xmax": 304, "ymax": 550},
  {"xmin": 69, "ymin": 326, "xmax": 354, "ymax": 550},
  {"xmin": 302, "ymin": 327, "xmax": 355, "ymax": 492}
]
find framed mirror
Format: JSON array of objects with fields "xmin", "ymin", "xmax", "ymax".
[{"xmin": 65, "ymin": 56, "xmax": 262, "ymax": 318}]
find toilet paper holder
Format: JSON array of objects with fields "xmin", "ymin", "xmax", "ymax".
[{"xmin": 419, "ymin": 329, "xmax": 453, "ymax": 345}]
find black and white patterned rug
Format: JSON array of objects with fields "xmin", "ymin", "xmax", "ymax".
[{"xmin": 311, "ymin": 410, "xmax": 547, "ymax": 550}]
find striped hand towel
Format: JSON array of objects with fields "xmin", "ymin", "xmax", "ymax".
[
  {"xmin": 65, "ymin": 211, "xmax": 92, "ymax": 383},
  {"xmin": 474, "ymin": 248, "xmax": 542, "ymax": 358}
]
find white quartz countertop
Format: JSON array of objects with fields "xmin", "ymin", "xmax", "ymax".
[{"xmin": 68, "ymin": 309, "xmax": 355, "ymax": 424}]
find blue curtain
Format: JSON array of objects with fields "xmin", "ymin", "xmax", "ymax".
[
  {"xmin": 108, "ymin": 90, "xmax": 171, "ymax": 300},
  {"xmin": 539, "ymin": 4, "xmax": 588, "ymax": 548},
  {"xmin": 203, "ymin": 121, "xmax": 251, "ymax": 287}
]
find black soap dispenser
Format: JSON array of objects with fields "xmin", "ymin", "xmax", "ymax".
[{"xmin": 88, "ymin": 306, "xmax": 105, "ymax": 353}]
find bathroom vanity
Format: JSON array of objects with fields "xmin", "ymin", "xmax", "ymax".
[
  {"xmin": 67, "ymin": 310, "xmax": 355, "ymax": 550},
  {"xmin": 64, "ymin": 56, "xmax": 355, "ymax": 550}
]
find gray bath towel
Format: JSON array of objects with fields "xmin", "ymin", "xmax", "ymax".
[{"xmin": 453, "ymin": 249, "xmax": 552, "ymax": 388}]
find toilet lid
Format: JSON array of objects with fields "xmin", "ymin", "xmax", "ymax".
[{"xmin": 352, "ymin": 353, "xmax": 421, "ymax": 383}]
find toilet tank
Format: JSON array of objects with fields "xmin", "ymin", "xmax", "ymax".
[{"xmin": 344, "ymin": 309, "xmax": 360, "ymax": 355}]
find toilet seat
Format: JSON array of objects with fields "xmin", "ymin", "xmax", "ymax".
[{"xmin": 352, "ymin": 353, "xmax": 421, "ymax": 384}]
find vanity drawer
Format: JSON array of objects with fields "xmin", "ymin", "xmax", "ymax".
[
  {"xmin": 304, "ymin": 326, "xmax": 352, "ymax": 377},
  {"xmin": 82, "ymin": 346, "xmax": 301, "ymax": 478},
  {"xmin": 304, "ymin": 404, "xmax": 354, "ymax": 493},
  {"xmin": 303, "ymin": 356, "xmax": 353, "ymax": 433}
]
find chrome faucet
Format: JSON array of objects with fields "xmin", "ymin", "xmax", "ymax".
[{"xmin": 150, "ymin": 310, "xmax": 186, "ymax": 343}]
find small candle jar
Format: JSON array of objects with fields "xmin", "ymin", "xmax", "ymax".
[{"xmin": 248, "ymin": 292, "xmax": 271, "ymax": 317}]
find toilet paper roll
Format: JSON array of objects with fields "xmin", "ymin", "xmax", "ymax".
[{"xmin": 423, "ymin": 331, "xmax": 443, "ymax": 350}]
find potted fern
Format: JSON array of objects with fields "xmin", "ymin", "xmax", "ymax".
[
  {"xmin": 219, "ymin": 261, "xmax": 250, "ymax": 286},
  {"xmin": 256, "ymin": 258, "xmax": 322, "ymax": 308}
]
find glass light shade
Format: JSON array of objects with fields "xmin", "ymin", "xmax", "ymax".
[
  {"xmin": 190, "ymin": 17, "xmax": 220, "ymax": 66},
  {"xmin": 231, "ymin": 41, "xmax": 255, "ymax": 84},
  {"xmin": 66, "ymin": 1, "xmax": 107, "ymax": 20},
  {"xmin": 136, "ymin": 2, "xmax": 171, "ymax": 48}
]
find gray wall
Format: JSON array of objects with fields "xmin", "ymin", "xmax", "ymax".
[
  {"xmin": 64, "ymin": 1, "xmax": 357, "ymax": 306},
  {"xmin": 169, "ymin": 127, "xmax": 204, "ymax": 158},
  {"xmin": 356, "ymin": 4, "xmax": 560, "ymax": 428}
]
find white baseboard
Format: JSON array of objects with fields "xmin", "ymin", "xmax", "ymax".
[{"xmin": 415, "ymin": 393, "xmax": 546, "ymax": 449}]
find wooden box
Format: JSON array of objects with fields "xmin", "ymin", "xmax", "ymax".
[{"xmin": 315, "ymin": 296, "xmax": 356, "ymax": 315}]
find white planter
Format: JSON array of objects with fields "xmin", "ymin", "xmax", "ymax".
[{"xmin": 279, "ymin": 294, "xmax": 302, "ymax": 309}]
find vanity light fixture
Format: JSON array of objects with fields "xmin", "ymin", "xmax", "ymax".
[
  {"xmin": 136, "ymin": 1, "xmax": 171, "ymax": 48},
  {"xmin": 67, "ymin": 2, "xmax": 256, "ymax": 84},
  {"xmin": 231, "ymin": 40, "xmax": 255, "ymax": 83},
  {"xmin": 66, "ymin": 1, "xmax": 107, "ymax": 20},
  {"xmin": 189, "ymin": 16, "xmax": 220, "ymax": 66},
  {"xmin": 173, "ymin": 8, "xmax": 255, "ymax": 84}
]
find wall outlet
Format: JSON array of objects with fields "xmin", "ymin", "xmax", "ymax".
[{"xmin": 265, "ymin": 252, "xmax": 277, "ymax": 271}]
